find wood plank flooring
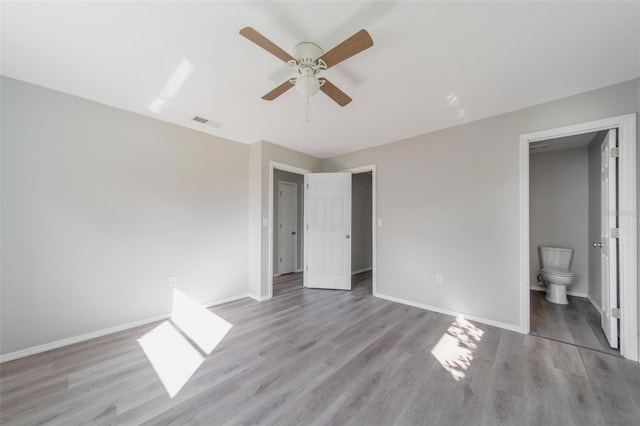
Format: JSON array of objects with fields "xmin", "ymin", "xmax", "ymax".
[
  {"xmin": 273, "ymin": 272, "xmax": 302, "ymax": 297},
  {"xmin": 2, "ymin": 273, "xmax": 640, "ymax": 425},
  {"xmin": 530, "ymin": 290, "xmax": 620, "ymax": 356}
]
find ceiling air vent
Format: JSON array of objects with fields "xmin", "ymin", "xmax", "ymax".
[
  {"xmin": 192, "ymin": 116, "xmax": 209, "ymax": 124},
  {"xmin": 192, "ymin": 116, "xmax": 222, "ymax": 128}
]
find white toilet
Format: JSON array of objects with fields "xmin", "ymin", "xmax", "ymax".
[{"xmin": 538, "ymin": 246, "xmax": 575, "ymax": 304}]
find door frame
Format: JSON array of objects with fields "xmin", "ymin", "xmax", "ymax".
[
  {"xmin": 268, "ymin": 162, "xmax": 378, "ymax": 298},
  {"xmin": 519, "ymin": 113, "xmax": 637, "ymax": 361},
  {"xmin": 277, "ymin": 181, "xmax": 298, "ymax": 276},
  {"xmin": 269, "ymin": 162, "xmax": 310, "ymax": 299},
  {"xmin": 347, "ymin": 164, "xmax": 377, "ymax": 295}
]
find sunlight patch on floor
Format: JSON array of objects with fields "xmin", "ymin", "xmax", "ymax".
[
  {"xmin": 137, "ymin": 321, "xmax": 203, "ymax": 398},
  {"xmin": 430, "ymin": 316, "xmax": 484, "ymax": 381},
  {"xmin": 138, "ymin": 289, "xmax": 233, "ymax": 398},
  {"xmin": 172, "ymin": 289, "xmax": 233, "ymax": 355}
]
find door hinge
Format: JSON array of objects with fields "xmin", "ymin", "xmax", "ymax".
[
  {"xmin": 611, "ymin": 228, "xmax": 620, "ymax": 239},
  {"xmin": 306, "ymin": 265, "xmax": 309, "ymax": 271},
  {"xmin": 280, "ymin": 191, "xmax": 282, "ymax": 196},
  {"xmin": 306, "ymin": 184, "xmax": 309, "ymax": 189},
  {"xmin": 610, "ymin": 147, "xmax": 620, "ymax": 158},
  {"xmin": 306, "ymin": 224, "xmax": 309, "ymax": 230},
  {"xmin": 280, "ymin": 257, "xmax": 282, "ymax": 262},
  {"xmin": 280, "ymin": 224, "xmax": 282, "ymax": 229},
  {"xmin": 612, "ymin": 307, "xmax": 621, "ymax": 319}
]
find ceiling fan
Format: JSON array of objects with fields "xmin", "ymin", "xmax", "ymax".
[{"xmin": 239, "ymin": 27, "xmax": 373, "ymax": 106}]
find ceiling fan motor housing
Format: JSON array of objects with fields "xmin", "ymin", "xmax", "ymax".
[{"xmin": 293, "ymin": 42, "xmax": 323, "ymax": 64}]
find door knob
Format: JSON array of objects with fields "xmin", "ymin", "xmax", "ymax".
[
  {"xmin": 593, "ymin": 242, "xmax": 603, "ymax": 248},
  {"xmin": 346, "ymin": 235, "xmax": 350, "ymax": 239},
  {"xmin": 291, "ymin": 231, "xmax": 296, "ymax": 235}
]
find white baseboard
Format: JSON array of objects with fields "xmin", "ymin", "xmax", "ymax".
[
  {"xmin": 249, "ymin": 293, "xmax": 271, "ymax": 302},
  {"xmin": 530, "ymin": 285, "xmax": 587, "ymax": 298},
  {"xmin": 274, "ymin": 269, "xmax": 302, "ymax": 277},
  {"xmin": 374, "ymin": 292, "xmax": 522, "ymax": 333},
  {"xmin": 0, "ymin": 293, "xmax": 250, "ymax": 363},
  {"xmin": 587, "ymin": 295, "xmax": 603, "ymax": 315},
  {"xmin": 351, "ymin": 267, "xmax": 372, "ymax": 275}
]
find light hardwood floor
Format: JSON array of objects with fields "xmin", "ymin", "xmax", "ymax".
[
  {"xmin": 530, "ymin": 290, "xmax": 620, "ymax": 356},
  {"xmin": 2, "ymin": 272, "xmax": 640, "ymax": 425}
]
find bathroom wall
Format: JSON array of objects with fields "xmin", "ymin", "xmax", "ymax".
[
  {"xmin": 587, "ymin": 131, "xmax": 608, "ymax": 309},
  {"xmin": 272, "ymin": 169, "xmax": 304, "ymax": 274},
  {"xmin": 352, "ymin": 172, "xmax": 373, "ymax": 273},
  {"xmin": 529, "ymin": 147, "xmax": 590, "ymax": 296}
]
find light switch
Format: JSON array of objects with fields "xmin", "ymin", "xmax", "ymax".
[
  {"xmin": 262, "ymin": 217, "xmax": 269, "ymax": 227},
  {"xmin": 377, "ymin": 218, "xmax": 383, "ymax": 227}
]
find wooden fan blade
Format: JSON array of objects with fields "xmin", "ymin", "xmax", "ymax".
[
  {"xmin": 262, "ymin": 80, "xmax": 294, "ymax": 101},
  {"xmin": 317, "ymin": 29, "xmax": 373, "ymax": 69},
  {"xmin": 319, "ymin": 79, "xmax": 352, "ymax": 106},
  {"xmin": 240, "ymin": 27, "xmax": 295, "ymax": 63}
]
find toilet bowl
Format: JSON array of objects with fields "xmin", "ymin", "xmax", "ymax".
[{"xmin": 538, "ymin": 246, "xmax": 575, "ymax": 305}]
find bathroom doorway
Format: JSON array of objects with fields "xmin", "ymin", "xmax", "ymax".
[
  {"xmin": 528, "ymin": 131, "xmax": 619, "ymax": 355},
  {"xmin": 519, "ymin": 114, "xmax": 638, "ymax": 362}
]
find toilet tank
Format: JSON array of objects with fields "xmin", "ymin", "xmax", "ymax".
[{"xmin": 538, "ymin": 246, "xmax": 573, "ymax": 270}]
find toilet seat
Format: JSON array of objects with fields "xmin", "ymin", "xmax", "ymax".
[{"xmin": 541, "ymin": 267, "xmax": 574, "ymax": 278}]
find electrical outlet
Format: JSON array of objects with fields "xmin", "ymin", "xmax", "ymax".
[
  {"xmin": 169, "ymin": 276, "xmax": 177, "ymax": 288},
  {"xmin": 436, "ymin": 274, "xmax": 444, "ymax": 284}
]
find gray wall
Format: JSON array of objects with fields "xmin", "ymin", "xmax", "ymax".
[
  {"xmin": 529, "ymin": 148, "xmax": 589, "ymax": 296},
  {"xmin": 273, "ymin": 169, "xmax": 304, "ymax": 274},
  {"xmin": 587, "ymin": 131, "xmax": 608, "ymax": 307},
  {"xmin": 1, "ymin": 77, "xmax": 250, "ymax": 355},
  {"xmin": 323, "ymin": 78, "xmax": 638, "ymax": 329},
  {"xmin": 352, "ymin": 173, "xmax": 372, "ymax": 273},
  {"xmin": 637, "ymin": 78, "xmax": 640, "ymax": 353},
  {"xmin": 2, "ymin": 75, "xmax": 638, "ymax": 356}
]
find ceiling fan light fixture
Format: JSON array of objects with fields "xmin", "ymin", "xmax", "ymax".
[{"xmin": 295, "ymin": 74, "xmax": 320, "ymax": 96}]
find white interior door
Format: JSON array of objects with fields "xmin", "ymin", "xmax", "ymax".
[
  {"xmin": 304, "ymin": 172, "xmax": 352, "ymax": 290},
  {"xmin": 278, "ymin": 182, "xmax": 297, "ymax": 274},
  {"xmin": 600, "ymin": 128, "xmax": 619, "ymax": 349}
]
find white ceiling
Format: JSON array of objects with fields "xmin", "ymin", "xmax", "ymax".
[{"xmin": 2, "ymin": 1, "xmax": 639, "ymax": 158}]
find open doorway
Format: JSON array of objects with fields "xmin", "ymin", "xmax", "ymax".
[
  {"xmin": 528, "ymin": 130, "xmax": 619, "ymax": 356},
  {"xmin": 272, "ymin": 169, "xmax": 305, "ymax": 297},
  {"xmin": 351, "ymin": 170, "xmax": 374, "ymax": 295},
  {"xmin": 520, "ymin": 114, "xmax": 638, "ymax": 362},
  {"xmin": 269, "ymin": 162, "xmax": 377, "ymax": 299}
]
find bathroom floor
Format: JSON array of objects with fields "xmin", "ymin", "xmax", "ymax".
[{"xmin": 530, "ymin": 290, "xmax": 620, "ymax": 357}]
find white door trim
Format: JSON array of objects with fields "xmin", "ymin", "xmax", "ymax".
[
  {"xmin": 346, "ymin": 165, "xmax": 377, "ymax": 296},
  {"xmin": 519, "ymin": 113, "xmax": 637, "ymax": 361},
  {"xmin": 269, "ymin": 162, "xmax": 311, "ymax": 299}
]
